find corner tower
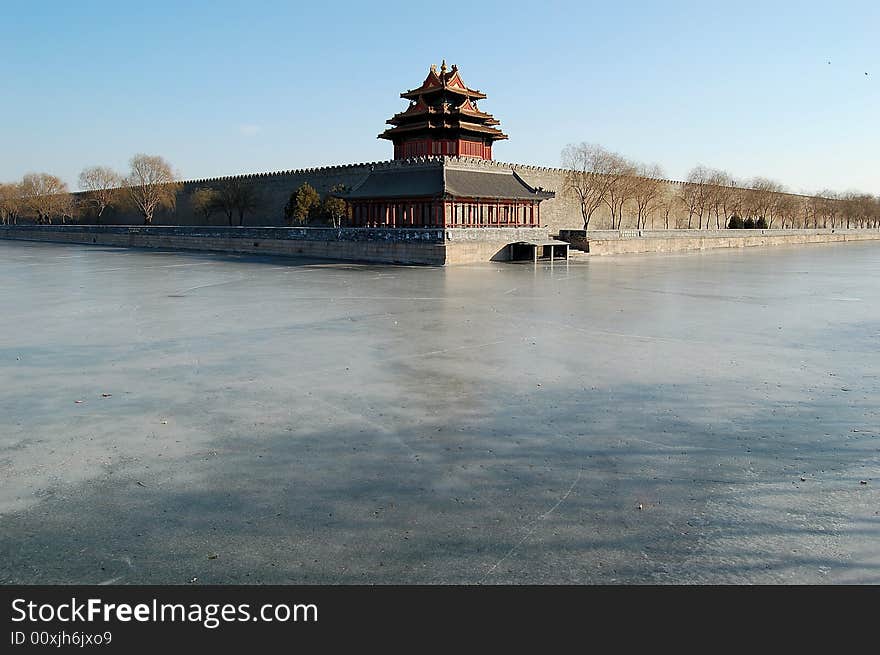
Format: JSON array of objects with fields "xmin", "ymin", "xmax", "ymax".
[{"xmin": 379, "ymin": 61, "xmax": 508, "ymax": 160}]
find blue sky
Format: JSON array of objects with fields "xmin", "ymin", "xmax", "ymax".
[{"xmin": 1, "ymin": 0, "xmax": 877, "ymax": 193}]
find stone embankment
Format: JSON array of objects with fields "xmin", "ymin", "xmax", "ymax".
[
  {"xmin": 2, "ymin": 225, "xmax": 878, "ymax": 264},
  {"xmin": 558, "ymin": 228, "xmax": 880, "ymax": 255},
  {"xmin": 0, "ymin": 225, "xmax": 550, "ymax": 265}
]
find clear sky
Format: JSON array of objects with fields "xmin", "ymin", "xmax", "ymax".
[{"xmin": 1, "ymin": 0, "xmax": 877, "ymax": 194}]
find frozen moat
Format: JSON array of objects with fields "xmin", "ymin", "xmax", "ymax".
[{"xmin": 1, "ymin": 240, "xmax": 878, "ymax": 583}]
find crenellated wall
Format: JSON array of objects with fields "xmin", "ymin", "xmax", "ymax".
[
  {"xmin": 97, "ymin": 163, "xmax": 376, "ymax": 226},
  {"xmin": 89, "ymin": 156, "xmax": 581, "ymax": 229},
  {"xmin": 71, "ymin": 156, "xmax": 846, "ymax": 235}
]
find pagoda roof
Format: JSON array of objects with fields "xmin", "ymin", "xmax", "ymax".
[
  {"xmin": 401, "ymin": 61, "xmax": 487, "ymax": 100},
  {"xmin": 387, "ymin": 97, "xmax": 501, "ymax": 125},
  {"xmin": 342, "ymin": 162, "xmax": 553, "ymax": 201},
  {"xmin": 379, "ymin": 120, "xmax": 508, "ymax": 140}
]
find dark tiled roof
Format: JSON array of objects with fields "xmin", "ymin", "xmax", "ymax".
[
  {"xmin": 445, "ymin": 169, "xmax": 554, "ymax": 200},
  {"xmin": 342, "ymin": 165, "xmax": 555, "ymax": 201},
  {"xmin": 343, "ymin": 168, "xmax": 444, "ymax": 199}
]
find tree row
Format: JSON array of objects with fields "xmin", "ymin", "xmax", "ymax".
[
  {"xmin": 561, "ymin": 143, "xmax": 880, "ymax": 231},
  {"xmin": 0, "ymin": 155, "xmax": 349, "ymax": 228}
]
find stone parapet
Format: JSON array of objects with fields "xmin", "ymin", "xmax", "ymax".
[
  {"xmin": 3, "ymin": 225, "xmax": 878, "ymax": 264},
  {"xmin": 0, "ymin": 225, "xmax": 547, "ymax": 265},
  {"xmin": 584, "ymin": 229, "xmax": 880, "ymax": 255}
]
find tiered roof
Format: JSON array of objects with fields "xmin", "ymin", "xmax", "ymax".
[{"xmin": 379, "ymin": 61, "xmax": 508, "ymax": 144}]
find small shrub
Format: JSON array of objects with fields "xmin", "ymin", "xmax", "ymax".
[
  {"xmin": 755, "ymin": 217, "xmax": 768, "ymax": 229},
  {"xmin": 743, "ymin": 217, "xmax": 756, "ymax": 229},
  {"xmin": 727, "ymin": 215, "xmax": 744, "ymax": 229}
]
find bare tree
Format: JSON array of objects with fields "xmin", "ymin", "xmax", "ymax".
[
  {"xmin": 775, "ymin": 193, "xmax": 798, "ymax": 229},
  {"xmin": 746, "ymin": 178, "xmax": 784, "ymax": 228},
  {"xmin": 20, "ymin": 173, "xmax": 70, "ymax": 224},
  {"xmin": 561, "ymin": 143, "xmax": 620, "ymax": 230},
  {"xmin": 125, "ymin": 154, "xmax": 180, "ymax": 225},
  {"xmin": 706, "ymin": 169, "xmax": 733, "ymax": 229},
  {"xmin": 58, "ymin": 194, "xmax": 80, "ymax": 224},
  {"xmin": 214, "ymin": 180, "xmax": 238, "ymax": 226},
  {"xmin": 805, "ymin": 195, "xmax": 824, "ymax": 229},
  {"xmin": 78, "ymin": 166, "xmax": 122, "ymax": 224},
  {"xmin": 815, "ymin": 190, "xmax": 840, "ymax": 228},
  {"xmin": 212, "ymin": 179, "xmax": 260, "ymax": 226},
  {"xmin": 795, "ymin": 195, "xmax": 810, "ymax": 229},
  {"xmin": 190, "ymin": 187, "xmax": 219, "ymax": 223},
  {"xmin": 679, "ymin": 166, "xmax": 712, "ymax": 229},
  {"xmin": 603, "ymin": 155, "xmax": 638, "ymax": 229},
  {"xmin": 632, "ymin": 164, "xmax": 665, "ymax": 230},
  {"xmin": 657, "ymin": 188, "xmax": 680, "ymax": 229},
  {"xmin": 0, "ymin": 183, "xmax": 23, "ymax": 224},
  {"xmin": 677, "ymin": 183, "xmax": 698, "ymax": 229},
  {"xmin": 725, "ymin": 184, "xmax": 747, "ymax": 227},
  {"xmin": 842, "ymin": 192, "xmax": 876, "ymax": 229},
  {"xmin": 232, "ymin": 183, "xmax": 260, "ymax": 226},
  {"xmin": 843, "ymin": 193, "xmax": 858, "ymax": 229}
]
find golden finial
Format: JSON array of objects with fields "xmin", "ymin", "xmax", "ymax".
[{"xmin": 440, "ymin": 59, "xmax": 447, "ymax": 74}]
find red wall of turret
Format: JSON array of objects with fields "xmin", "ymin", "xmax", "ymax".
[{"xmin": 394, "ymin": 139, "xmax": 491, "ymax": 160}]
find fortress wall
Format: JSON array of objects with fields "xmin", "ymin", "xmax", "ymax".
[
  {"xmin": 72, "ymin": 156, "xmax": 862, "ymax": 235},
  {"xmin": 509, "ymin": 164, "xmax": 693, "ymax": 233},
  {"xmin": 98, "ymin": 164, "xmax": 375, "ymax": 226},
  {"xmin": 507, "ymin": 166, "xmax": 579, "ymax": 233},
  {"xmin": 91, "ymin": 158, "xmax": 591, "ymax": 231}
]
